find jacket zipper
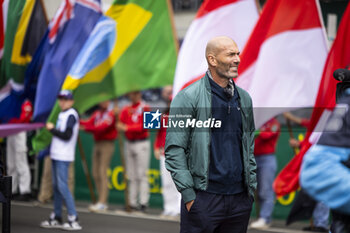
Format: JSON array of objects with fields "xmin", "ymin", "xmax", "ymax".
[
  {"xmin": 205, "ymin": 89, "xmax": 212, "ymax": 190},
  {"xmin": 241, "ymin": 108, "xmax": 250, "ymax": 192}
]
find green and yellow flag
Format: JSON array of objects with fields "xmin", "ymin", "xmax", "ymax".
[
  {"xmin": 32, "ymin": 0, "xmax": 178, "ymax": 152},
  {"xmin": 63, "ymin": 0, "xmax": 178, "ymax": 112},
  {"xmin": 105, "ymin": 0, "xmax": 178, "ymax": 94}
]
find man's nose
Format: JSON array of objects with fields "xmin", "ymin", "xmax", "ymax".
[{"xmin": 233, "ymin": 55, "xmax": 240, "ymax": 64}]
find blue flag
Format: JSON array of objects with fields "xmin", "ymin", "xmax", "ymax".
[
  {"xmin": 24, "ymin": 30, "xmax": 50, "ymax": 104},
  {"xmin": 33, "ymin": 0, "xmax": 102, "ymax": 122}
]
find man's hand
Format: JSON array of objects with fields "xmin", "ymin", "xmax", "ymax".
[
  {"xmin": 46, "ymin": 122, "xmax": 54, "ymax": 130},
  {"xmin": 154, "ymin": 149, "xmax": 160, "ymax": 160},
  {"xmin": 186, "ymin": 200, "xmax": 194, "ymax": 212},
  {"xmin": 289, "ymin": 138, "xmax": 300, "ymax": 148},
  {"xmin": 117, "ymin": 122, "xmax": 127, "ymax": 132}
]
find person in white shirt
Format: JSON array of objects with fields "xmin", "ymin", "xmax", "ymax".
[{"xmin": 40, "ymin": 90, "xmax": 82, "ymax": 231}]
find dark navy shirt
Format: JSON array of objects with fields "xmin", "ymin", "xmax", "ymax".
[{"xmin": 206, "ymin": 77, "xmax": 244, "ymax": 194}]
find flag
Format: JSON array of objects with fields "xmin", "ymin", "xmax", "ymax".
[
  {"xmin": 173, "ymin": 0, "xmax": 259, "ymax": 96},
  {"xmin": 1, "ymin": 0, "xmax": 9, "ymax": 57},
  {"xmin": 0, "ymin": 0, "xmax": 46, "ymax": 88},
  {"xmin": 0, "ymin": 0, "xmax": 47, "ymax": 123},
  {"xmin": 0, "ymin": 0, "xmax": 6, "ymax": 59},
  {"xmin": 273, "ymin": 1, "xmax": 350, "ymax": 197},
  {"xmin": 64, "ymin": 0, "xmax": 178, "ymax": 109},
  {"xmin": 102, "ymin": 0, "xmax": 177, "ymax": 96},
  {"xmin": 0, "ymin": 122, "xmax": 44, "ymax": 137},
  {"xmin": 22, "ymin": 29, "xmax": 49, "ymax": 103},
  {"xmin": 62, "ymin": 16, "xmax": 116, "ymax": 113},
  {"xmin": 32, "ymin": 0, "xmax": 178, "ymax": 151},
  {"xmin": 236, "ymin": 0, "xmax": 328, "ymax": 129},
  {"xmin": 32, "ymin": 15, "xmax": 115, "ymax": 151},
  {"xmin": 32, "ymin": 0, "xmax": 102, "ymax": 122}
]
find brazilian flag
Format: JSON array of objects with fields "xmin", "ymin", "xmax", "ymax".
[{"xmin": 103, "ymin": 0, "xmax": 178, "ymax": 96}]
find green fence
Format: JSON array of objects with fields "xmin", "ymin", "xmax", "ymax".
[{"xmin": 73, "ymin": 126, "xmax": 306, "ymax": 219}]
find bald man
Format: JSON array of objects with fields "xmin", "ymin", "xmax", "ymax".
[{"xmin": 165, "ymin": 36, "xmax": 257, "ymax": 233}]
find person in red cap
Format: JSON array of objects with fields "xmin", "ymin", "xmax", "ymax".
[
  {"xmin": 80, "ymin": 100, "xmax": 118, "ymax": 212},
  {"xmin": 6, "ymin": 99, "xmax": 33, "ymax": 201}
]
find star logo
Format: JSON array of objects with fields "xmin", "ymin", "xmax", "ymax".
[
  {"xmin": 143, "ymin": 109, "xmax": 162, "ymax": 129},
  {"xmin": 150, "ymin": 109, "xmax": 162, "ymax": 122}
]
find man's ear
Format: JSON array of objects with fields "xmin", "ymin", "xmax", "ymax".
[{"xmin": 207, "ymin": 54, "xmax": 216, "ymax": 67}]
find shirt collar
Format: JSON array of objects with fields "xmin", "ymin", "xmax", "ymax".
[{"xmin": 207, "ymin": 70, "xmax": 235, "ymax": 98}]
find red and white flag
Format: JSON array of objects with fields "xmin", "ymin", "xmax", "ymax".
[
  {"xmin": 173, "ymin": 0, "xmax": 259, "ymax": 96},
  {"xmin": 0, "ymin": 0, "xmax": 8, "ymax": 59},
  {"xmin": 236, "ymin": 0, "xmax": 328, "ymax": 129},
  {"xmin": 273, "ymin": 2, "xmax": 350, "ymax": 197}
]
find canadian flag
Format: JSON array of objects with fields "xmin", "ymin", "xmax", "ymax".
[
  {"xmin": 236, "ymin": 0, "xmax": 329, "ymax": 129},
  {"xmin": 172, "ymin": 0, "xmax": 259, "ymax": 97},
  {"xmin": 273, "ymin": 1, "xmax": 350, "ymax": 197}
]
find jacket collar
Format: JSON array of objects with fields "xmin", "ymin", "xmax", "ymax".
[{"xmin": 203, "ymin": 72, "xmax": 241, "ymax": 100}]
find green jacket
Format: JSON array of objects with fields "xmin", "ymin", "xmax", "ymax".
[{"xmin": 165, "ymin": 74, "xmax": 257, "ymax": 203}]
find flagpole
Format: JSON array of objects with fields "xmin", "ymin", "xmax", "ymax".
[
  {"xmin": 166, "ymin": 0, "xmax": 179, "ymax": 53},
  {"xmin": 286, "ymin": 119, "xmax": 299, "ymax": 155},
  {"xmin": 254, "ymin": 0, "xmax": 262, "ymax": 14},
  {"xmin": 77, "ymin": 135, "xmax": 96, "ymax": 203},
  {"xmin": 39, "ymin": 0, "xmax": 49, "ymax": 25}
]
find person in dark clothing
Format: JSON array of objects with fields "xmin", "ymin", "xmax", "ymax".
[
  {"xmin": 284, "ymin": 112, "xmax": 329, "ymax": 232},
  {"xmin": 165, "ymin": 36, "xmax": 256, "ymax": 233},
  {"xmin": 301, "ymin": 89, "xmax": 350, "ymax": 233}
]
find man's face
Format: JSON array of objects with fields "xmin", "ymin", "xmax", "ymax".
[
  {"xmin": 214, "ymin": 42, "xmax": 240, "ymax": 79},
  {"xmin": 58, "ymin": 98, "xmax": 74, "ymax": 110},
  {"xmin": 162, "ymin": 86, "xmax": 172, "ymax": 102},
  {"xmin": 99, "ymin": 100, "xmax": 110, "ymax": 110},
  {"xmin": 128, "ymin": 91, "xmax": 141, "ymax": 104}
]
